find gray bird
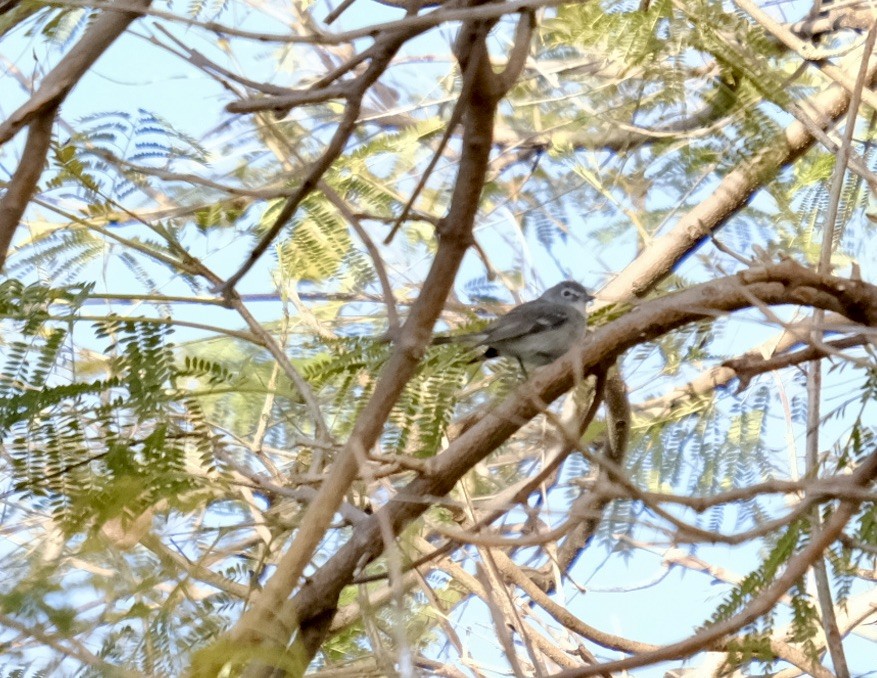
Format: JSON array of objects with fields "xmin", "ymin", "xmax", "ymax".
[{"xmin": 434, "ymin": 281, "xmax": 593, "ymax": 373}]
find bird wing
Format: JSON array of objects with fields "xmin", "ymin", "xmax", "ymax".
[{"xmin": 481, "ymin": 302, "xmax": 573, "ymax": 344}]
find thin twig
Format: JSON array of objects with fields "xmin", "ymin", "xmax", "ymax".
[
  {"xmin": 803, "ymin": 20, "xmax": 877, "ymax": 678},
  {"xmin": 277, "ymin": 138, "xmax": 401, "ymax": 332},
  {"xmin": 48, "ymin": 0, "xmax": 568, "ymax": 46},
  {"xmin": 0, "ymin": 612, "xmax": 140, "ymax": 675},
  {"xmin": 220, "ymin": 28, "xmax": 419, "ymax": 294},
  {"xmin": 225, "ymin": 296, "xmax": 333, "ymax": 441},
  {"xmin": 324, "ymin": 0, "xmax": 358, "ymax": 25},
  {"xmin": 552, "ymin": 449, "xmax": 877, "ymax": 677},
  {"xmin": 48, "ymin": 313, "xmax": 259, "ymax": 343}
]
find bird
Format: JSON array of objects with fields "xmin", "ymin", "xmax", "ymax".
[{"xmin": 433, "ymin": 280, "xmax": 593, "ymax": 373}]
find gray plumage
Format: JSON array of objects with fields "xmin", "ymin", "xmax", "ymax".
[{"xmin": 434, "ymin": 281, "xmax": 593, "ymax": 371}]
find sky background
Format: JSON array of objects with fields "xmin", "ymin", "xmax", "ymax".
[{"xmin": 2, "ymin": 0, "xmax": 877, "ymax": 675}]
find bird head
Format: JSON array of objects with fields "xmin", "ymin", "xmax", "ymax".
[{"xmin": 540, "ymin": 280, "xmax": 593, "ymax": 314}]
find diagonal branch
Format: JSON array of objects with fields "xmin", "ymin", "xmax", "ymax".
[
  {"xmin": 0, "ymin": 0, "xmax": 153, "ymax": 146},
  {"xmin": 288, "ymin": 260, "xmax": 877, "ymax": 662},
  {"xmin": 219, "ymin": 25, "xmax": 426, "ymax": 294},
  {"xmin": 0, "ymin": 107, "xmax": 56, "ymax": 271},
  {"xmin": 597, "ymin": 47, "xmax": 877, "ymax": 303},
  {"xmin": 0, "ymin": 0, "xmax": 153, "ymax": 271},
  {"xmin": 549, "ymin": 368, "xmax": 629, "ymax": 581},
  {"xmin": 192, "ymin": 11, "xmax": 530, "ymax": 675}
]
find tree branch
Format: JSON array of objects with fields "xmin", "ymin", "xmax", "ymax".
[
  {"xmin": 0, "ymin": 0, "xmax": 153, "ymax": 270},
  {"xmin": 193, "ymin": 12, "xmax": 522, "ymax": 674},
  {"xmin": 0, "ymin": 0, "xmax": 152, "ymax": 145},
  {"xmin": 0, "ymin": 108, "xmax": 56, "ymax": 271},
  {"xmin": 596, "ymin": 47, "xmax": 877, "ymax": 302},
  {"xmin": 552, "ymin": 446, "xmax": 877, "ymax": 677},
  {"xmin": 287, "ymin": 260, "xmax": 877, "ymax": 667},
  {"xmin": 220, "ymin": 25, "xmax": 422, "ymax": 293},
  {"xmin": 722, "ymin": 333, "xmax": 871, "ymax": 391}
]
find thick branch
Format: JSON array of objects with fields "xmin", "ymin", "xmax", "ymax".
[
  {"xmin": 289, "ymin": 260, "xmax": 877, "ymax": 658},
  {"xmin": 0, "ymin": 108, "xmax": 56, "ymax": 271},
  {"xmin": 0, "ymin": 0, "xmax": 152, "ymax": 145},
  {"xmin": 597, "ymin": 52, "xmax": 877, "ymax": 302},
  {"xmin": 195, "ymin": 14, "xmax": 521, "ymax": 676}
]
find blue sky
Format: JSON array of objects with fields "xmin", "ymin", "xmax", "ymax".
[{"xmin": 3, "ymin": 1, "xmax": 877, "ymax": 676}]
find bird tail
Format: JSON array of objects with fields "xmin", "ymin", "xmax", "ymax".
[
  {"xmin": 431, "ymin": 334, "xmax": 494, "ymax": 366},
  {"xmin": 430, "ymin": 335, "xmax": 457, "ymax": 346},
  {"xmin": 430, "ymin": 332, "xmax": 486, "ymax": 346}
]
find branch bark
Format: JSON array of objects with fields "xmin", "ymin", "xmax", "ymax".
[
  {"xmin": 0, "ymin": 0, "xmax": 153, "ymax": 271},
  {"xmin": 0, "ymin": 108, "xmax": 56, "ymax": 271},
  {"xmin": 596, "ymin": 51, "xmax": 877, "ymax": 302},
  {"xmin": 288, "ymin": 259, "xmax": 877, "ymax": 666},
  {"xmin": 192, "ymin": 11, "xmax": 528, "ymax": 675}
]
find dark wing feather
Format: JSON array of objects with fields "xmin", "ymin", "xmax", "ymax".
[{"xmin": 481, "ymin": 302, "xmax": 571, "ymax": 344}]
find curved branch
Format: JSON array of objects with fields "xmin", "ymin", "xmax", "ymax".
[
  {"xmin": 0, "ymin": 0, "xmax": 152, "ymax": 145},
  {"xmin": 288, "ymin": 259, "xmax": 877, "ymax": 658},
  {"xmin": 597, "ymin": 50, "xmax": 877, "ymax": 302},
  {"xmin": 0, "ymin": 0, "xmax": 153, "ymax": 270},
  {"xmin": 0, "ymin": 108, "xmax": 56, "ymax": 271},
  {"xmin": 193, "ymin": 13, "xmax": 513, "ymax": 675}
]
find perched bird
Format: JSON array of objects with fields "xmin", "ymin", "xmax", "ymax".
[{"xmin": 433, "ymin": 281, "xmax": 593, "ymax": 373}]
